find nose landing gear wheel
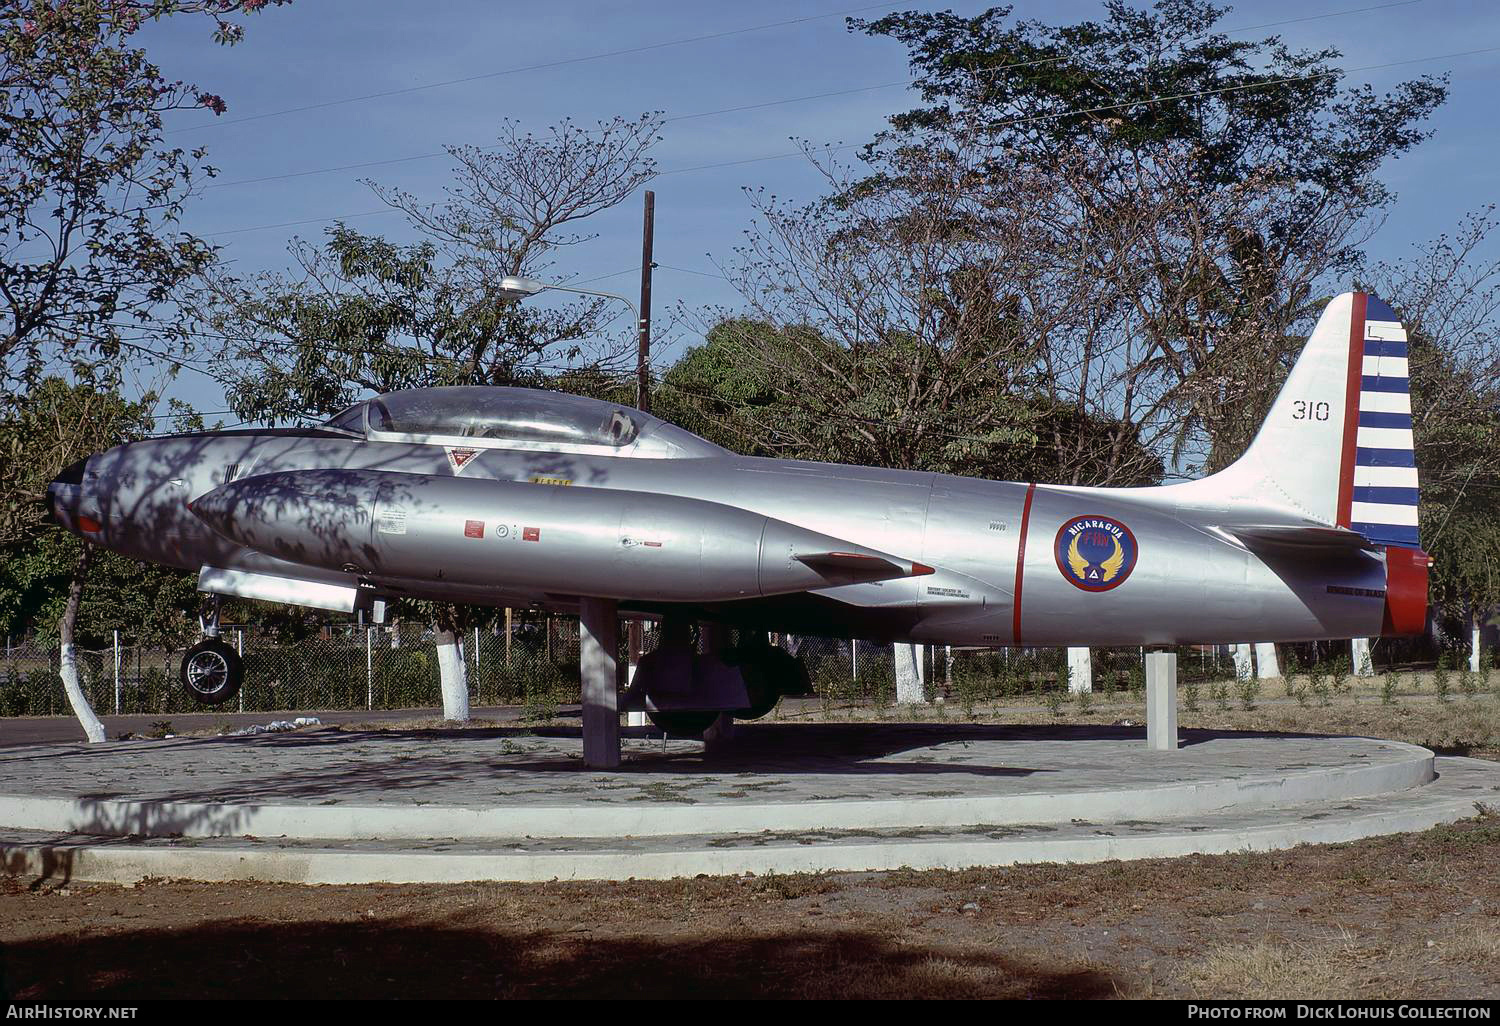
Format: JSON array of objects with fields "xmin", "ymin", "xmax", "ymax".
[{"xmin": 180, "ymin": 639, "xmax": 244, "ymax": 706}]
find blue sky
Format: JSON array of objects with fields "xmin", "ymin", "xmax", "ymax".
[{"xmin": 133, "ymin": 0, "xmax": 1500, "ymax": 421}]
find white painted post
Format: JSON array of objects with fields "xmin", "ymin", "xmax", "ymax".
[
  {"xmin": 1351, "ymin": 637, "xmax": 1374, "ymax": 677},
  {"xmin": 945, "ymin": 645, "xmax": 953, "ymax": 686},
  {"xmin": 474, "ymin": 626, "xmax": 481, "ymax": 677},
  {"xmin": 1067, "ymin": 647, "xmax": 1092, "ymax": 693},
  {"xmin": 366, "ymin": 626, "xmax": 374, "ymax": 710},
  {"xmin": 1253, "ymin": 642, "xmax": 1281, "ymax": 680},
  {"xmin": 237, "ymin": 628, "xmax": 245, "ymax": 712},
  {"xmin": 1470, "ymin": 613, "xmax": 1483, "ymax": 674},
  {"xmin": 1145, "ymin": 651, "xmax": 1178, "ymax": 751},
  {"xmin": 579, "ymin": 597, "xmax": 621, "ymax": 769},
  {"xmin": 850, "ymin": 638, "xmax": 858, "ymax": 683},
  {"xmin": 112, "ymin": 630, "xmax": 121, "ymax": 715},
  {"xmin": 894, "ymin": 642, "xmax": 925, "ymax": 704}
]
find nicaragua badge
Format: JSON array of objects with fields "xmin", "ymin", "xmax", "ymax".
[{"xmin": 1054, "ymin": 515, "xmax": 1138, "ymax": 592}]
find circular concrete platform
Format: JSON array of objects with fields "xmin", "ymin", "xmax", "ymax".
[{"xmin": 0, "ymin": 723, "xmax": 1495, "ymax": 883}]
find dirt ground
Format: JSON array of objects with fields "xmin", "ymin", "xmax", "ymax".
[
  {"xmin": 4, "ymin": 687, "xmax": 1500, "ymax": 1000},
  {"xmin": 2, "ymin": 816, "xmax": 1499, "ymax": 1000}
]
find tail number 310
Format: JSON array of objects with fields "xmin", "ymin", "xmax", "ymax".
[{"xmin": 1292, "ymin": 400, "xmax": 1331, "ymax": 421}]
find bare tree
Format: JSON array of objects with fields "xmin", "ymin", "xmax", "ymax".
[{"xmin": 199, "ymin": 114, "xmax": 663, "ymax": 721}]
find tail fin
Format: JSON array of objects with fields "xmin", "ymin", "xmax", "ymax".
[{"xmin": 1191, "ymin": 292, "xmax": 1419, "ymax": 546}]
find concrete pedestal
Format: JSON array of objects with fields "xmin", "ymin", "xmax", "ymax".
[
  {"xmin": 579, "ymin": 597, "xmax": 621, "ymax": 769},
  {"xmin": 1145, "ymin": 651, "xmax": 1178, "ymax": 751}
]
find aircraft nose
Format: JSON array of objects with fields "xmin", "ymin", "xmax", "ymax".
[{"xmin": 48, "ymin": 457, "xmax": 99, "ymax": 535}]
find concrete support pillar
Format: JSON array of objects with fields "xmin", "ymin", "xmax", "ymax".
[
  {"xmin": 579, "ymin": 597, "xmax": 620, "ymax": 769},
  {"xmin": 1351, "ymin": 637, "xmax": 1374, "ymax": 677},
  {"xmin": 1253, "ymin": 642, "xmax": 1280, "ymax": 680},
  {"xmin": 894, "ymin": 642, "xmax": 926, "ymax": 704},
  {"xmin": 1231, "ymin": 643, "xmax": 1253, "ymax": 681},
  {"xmin": 1145, "ymin": 650, "xmax": 1178, "ymax": 752},
  {"xmin": 1066, "ymin": 647, "xmax": 1092, "ymax": 693}
]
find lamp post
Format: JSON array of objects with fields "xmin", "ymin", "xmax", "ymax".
[{"xmin": 498, "ymin": 276, "xmax": 647, "ymax": 409}]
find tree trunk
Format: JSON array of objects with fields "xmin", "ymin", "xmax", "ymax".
[
  {"xmin": 894, "ymin": 642, "xmax": 926, "ymax": 704},
  {"xmin": 433, "ymin": 628, "xmax": 470, "ymax": 722},
  {"xmin": 58, "ymin": 544, "xmax": 105, "ymax": 743}
]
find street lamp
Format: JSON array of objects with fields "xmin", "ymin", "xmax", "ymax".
[{"xmin": 498, "ymin": 276, "xmax": 648, "ymax": 410}]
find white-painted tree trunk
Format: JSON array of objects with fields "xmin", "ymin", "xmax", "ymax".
[
  {"xmin": 1351, "ymin": 637, "xmax": 1374, "ymax": 677},
  {"xmin": 1231, "ymin": 643, "xmax": 1253, "ymax": 681},
  {"xmin": 1066, "ymin": 647, "xmax": 1092, "ymax": 693},
  {"xmin": 1472, "ymin": 615, "xmax": 1484, "ymax": 674},
  {"xmin": 434, "ymin": 628, "xmax": 470, "ymax": 722},
  {"xmin": 59, "ymin": 642, "xmax": 105, "ymax": 743},
  {"xmin": 894, "ymin": 642, "xmax": 926, "ymax": 704},
  {"xmin": 59, "ymin": 547, "xmax": 105, "ymax": 743},
  {"xmin": 1253, "ymin": 642, "xmax": 1280, "ymax": 679}
]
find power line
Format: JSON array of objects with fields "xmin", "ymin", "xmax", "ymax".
[
  {"xmin": 198, "ymin": 0, "xmax": 1428, "ymax": 194},
  {"xmin": 190, "ymin": 41, "xmax": 1500, "ymax": 240},
  {"xmin": 166, "ymin": 2, "xmax": 911, "ymax": 136}
]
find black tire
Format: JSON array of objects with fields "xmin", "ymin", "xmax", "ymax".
[
  {"xmin": 180, "ymin": 639, "xmax": 244, "ymax": 706},
  {"xmin": 762, "ymin": 646, "xmax": 812, "ymax": 697},
  {"xmin": 645, "ymin": 709, "xmax": 721, "ymax": 737},
  {"xmin": 734, "ymin": 657, "xmax": 781, "ymax": 720}
]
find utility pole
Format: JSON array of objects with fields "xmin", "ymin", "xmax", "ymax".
[
  {"xmin": 637, "ymin": 189, "xmax": 655, "ymax": 413},
  {"xmin": 627, "ymin": 190, "xmax": 656, "ymax": 726}
]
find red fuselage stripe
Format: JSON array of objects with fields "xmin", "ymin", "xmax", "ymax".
[
  {"xmin": 1336, "ymin": 292, "xmax": 1367, "ymax": 527},
  {"xmin": 1013, "ymin": 482, "xmax": 1037, "ymax": 645}
]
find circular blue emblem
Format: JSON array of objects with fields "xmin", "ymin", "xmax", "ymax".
[{"xmin": 1054, "ymin": 515, "xmax": 1139, "ymax": 592}]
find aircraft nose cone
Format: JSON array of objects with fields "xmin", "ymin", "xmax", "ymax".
[{"xmin": 47, "ymin": 457, "xmax": 93, "ymax": 534}]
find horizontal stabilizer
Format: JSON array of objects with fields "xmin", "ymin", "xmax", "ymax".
[
  {"xmin": 1221, "ymin": 524, "xmax": 1377, "ymax": 552},
  {"xmin": 794, "ymin": 550, "xmax": 935, "ymax": 578}
]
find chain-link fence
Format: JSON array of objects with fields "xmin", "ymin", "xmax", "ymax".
[{"xmin": 1, "ymin": 621, "xmax": 1254, "ymax": 717}]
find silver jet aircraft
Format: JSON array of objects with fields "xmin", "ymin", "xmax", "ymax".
[{"xmin": 48, "ymin": 291, "xmax": 1428, "ymax": 737}]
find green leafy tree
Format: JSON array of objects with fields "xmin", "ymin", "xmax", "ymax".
[
  {"xmin": 849, "ymin": 0, "xmax": 1447, "ymax": 474},
  {"xmin": 1, "ymin": 0, "xmax": 287, "ymax": 385},
  {"xmin": 1367, "ymin": 210, "xmax": 1500, "ymax": 652}
]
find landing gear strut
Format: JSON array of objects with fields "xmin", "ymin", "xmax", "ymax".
[{"xmin": 182, "ymin": 596, "xmax": 243, "ymax": 706}]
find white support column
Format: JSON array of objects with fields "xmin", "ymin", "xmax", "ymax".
[
  {"xmin": 1351, "ymin": 637, "xmax": 1374, "ymax": 677},
  {"xmin": 1145, "ymin": 651, "xmax": 1178, "ymax": 751},
  {"xmin": 1253, "ymin": 642, "xmax": 1281, "ymax": 680},
  {"xmin": 1066, "ymin": 647, "xmax": 1092, "ymax": 693},
  {"xmin": 579, "ymin": 597, "xmax": 621, "ymax": 769},
  {"xmin": 894, "ymin": 642, "xmax": 926, "ymax": 704},
  {"xmin": 1231, "ymin": 643, "xmax": 1253, "ymax": 681}
]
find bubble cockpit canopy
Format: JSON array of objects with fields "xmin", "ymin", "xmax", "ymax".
[{"xmin": 322, "ymin": 386, "xmax": 725, "ymax": 459}]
